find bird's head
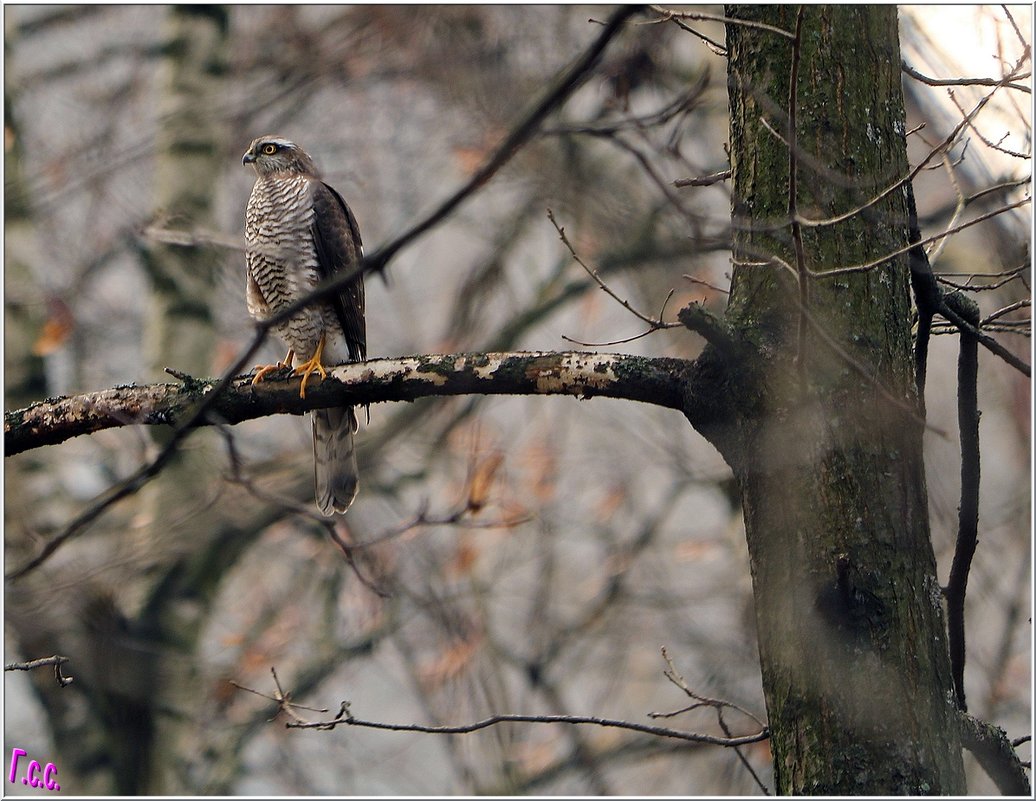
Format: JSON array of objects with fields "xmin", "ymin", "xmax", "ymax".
[{"xmin": 242, "ymin": 136, "xmax": 319, "ymax": 177}]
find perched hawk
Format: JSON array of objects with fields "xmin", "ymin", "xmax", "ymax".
[{"xmin": 242, "ymin": 136, "xmax": 365, "ymax": 515}]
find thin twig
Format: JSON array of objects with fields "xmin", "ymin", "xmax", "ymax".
[
  {"xmin": 682, "ymin": 274, "xmax": 730, "ymax": 294},
  {"xmin": 229, "ymin": 667, "xmax": 331, "ymax": 725},
  {"xmin": 925, "ymin": 145, "xmax": 968, "ymax": 266},
  {"xmin": 543, "ymin": 79, "xmax": 708, "ymax": 139},
  {"xmin": 674, "ymin": 169, "xmax": 731, "ymax": 188},
  {"xmin": 563, "ymin": 290, "xmax": 680, "ymax": 348},
  {"xmin": 561, "ymin": 329, "xmax": 655, "ymax": 348},
  {"xmin": 947, "ymin": 89, "xmax": 1032, "ymax": 160},
  {"xmin": 809, "ymin": 197, "xmax": 1031, "ymax": 279},
  {"xmin": 668, "ymin": 18, "xmax": 727, "ymax": 56},
  {"xmin": 648, "ymin": 5, "xmax": 795, "ymax": 39},
  {"xmin": 231, "ymin": 659, "xmax": 770, "ymax": 754},
  {"xmin": 715, "ymin": 709, "xmax": 770, "ymax": 794},
  {"xmin": 4, "ymin": 655, "xmax": 74, "ymax": 687},
  {"xmin": 653, "ymin": 646, "xmax": 766, "ymax": 728},
  {"xmin": 609, "ymin": 132, "xmax": 707, "ymax": 228},
  {"xmin": 1000, "ymin": 5, "xmax": 1031, "ymax": 60},
  {"xmin": 547, "ymin": 208, "xmax": 681, "ymax": 332},
  {"xmin": 981, "ymin": 299, "xmax": 1031, "ymax": 325},
  {"xmin": 758, "ymin": 70, "xmax": 1030, "ymax": 230},
  {"xmin": 288, "ymin": 707, "xmax": 769, "ymax": 746},
  {"xmin": 901, "ymin": 60, "xmax": 1031, "ymax": 94},
  {"xmin": 932, "ymin": 323, "xmax": 1030, "ymax": 336},
  {"xmin": 935, "ymin": 263, "xmax": 1030, "ymax": 292},
  {"xmin": 645, "ymin": 646, "xmax": 775, "ymax": 796}
]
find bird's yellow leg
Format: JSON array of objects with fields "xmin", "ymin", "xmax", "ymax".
[
  {"xmin": 252, "ymin": 349, "xmax": 295, "ymax": 385},
  {"xmin": 293, "ymin": 335, "xmax": 328, "ymax": 399}
]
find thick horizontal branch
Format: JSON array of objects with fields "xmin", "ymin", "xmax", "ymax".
[{"xmin": 5, "ymin": 352, "xmax": 693, "ymax": 456}]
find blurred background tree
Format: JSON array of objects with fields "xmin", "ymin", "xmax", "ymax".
[{"xmin": 4, "ymin": 5, "xmax": 1030, "ymax": 794}]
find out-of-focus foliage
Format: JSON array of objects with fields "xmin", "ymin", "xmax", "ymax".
[{"xmin": 3, "ymin": 5, "xmax": 1029, "ymax": 794}]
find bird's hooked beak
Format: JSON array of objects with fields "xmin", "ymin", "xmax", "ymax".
[{"xmin": 242, "ymin": 148, "xmax": 256, "ymax": 165}]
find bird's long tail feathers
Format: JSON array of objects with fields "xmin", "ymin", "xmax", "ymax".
[{"xmin": 312, "ymin": 406, "xmax": 359, "ymax": 516}]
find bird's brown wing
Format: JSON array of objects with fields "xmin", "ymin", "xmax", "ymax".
[{"xmin": 310, "ymin": 179, "xmax": 366, "ymax": 362}]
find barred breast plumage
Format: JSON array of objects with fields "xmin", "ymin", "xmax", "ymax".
[
  {"xmin": 246, "ymin": 174, "xmax": 325, "ymax": 359},
  {"xmin": 242, "ymin": 136, "xmax": 366, "ymax": 515}
]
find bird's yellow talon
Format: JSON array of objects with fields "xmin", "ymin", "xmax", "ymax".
[
  {"xmin": 251, "ymin": 349, "xmax": 295, "ymax": 386},
  {"xmin": 251, "ymin": 365, "xmax": 278, "ymax": 385},
  {"xmin": 293, "ymin": 335, "xmax": 328, "ymax": 398}
]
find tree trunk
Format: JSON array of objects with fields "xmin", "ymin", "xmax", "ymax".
[
  {"xmin": 721, "ymin": 6, "xmax": 966, "ymax": 793},
  {"xmin": 135, "ymin": 6, "xmax": 230, "ymax": 794}
]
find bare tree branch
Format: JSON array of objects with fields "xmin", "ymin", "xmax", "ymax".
[
  {"xmin": 902, "ymin": 60, "xmax": 1032, "ymax": 94},
  {"xmin": 547, "ymin": 208, "xmax": 681, "ymax": 343},
  {"xmin": 810, "ymin": 197, "xmax": 1031, "ymax": 279},
  {"xmin": 285, "ymin": 701, "xmax": 769, "ymax": 746},
  {"xmin": 936, "ymin": 264, "xmax": 1030, "ymax": 292},
  {"xmin": 936, "ymin": 293, "xmax": 1031, "ymax": 377},
  {"xmin": 758, "ymin": 67, "xmax": 1031, "ymax": 230},
  {"xmin": 648, "ymin": 5, "xmax": 795, "ymax": 39},
  {"xmin": 652, "ymin": 646, "xmax": 770, "ymax": 793},
  {"xmin": 6, "ymin": 352, "xmax": 692, "ymax": 457},
  {"xmin": 5, "ymin": 351, "xmax": 693, "ymax": 579},
  {"xmin": 673, "ymin": 169, "xmax": 731, "ymax": 188},
  {"xmin": 4, "ymin": 655, "xmax": 74, "ymax": 687},
  {"xmin": 368, "ymin": 4, "xmax": 642, "ymax": 272},
  {"xmin": 944, "ymin": 292, "xmax": 981, "ymax": 712},
  {"xmin": 959, "ymin": 712, "xmax": 1032, "ymax": 795},
  {"xmin": 231, "ymin": 664, "xmax": 768, "ymax": 746}
]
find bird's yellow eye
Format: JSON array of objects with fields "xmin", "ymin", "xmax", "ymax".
[{"xmin": 262, "ymin": 143, "xmax": 277, "ymax": 155}]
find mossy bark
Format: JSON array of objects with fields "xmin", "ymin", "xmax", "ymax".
[{"xmin": 722, "ymin": 6, "xmax": 965, "ymax": 794}]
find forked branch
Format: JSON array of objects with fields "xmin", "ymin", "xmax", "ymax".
[{"xmin": 232, "ymin": 666, "xmax": 769, "ymax": 747}]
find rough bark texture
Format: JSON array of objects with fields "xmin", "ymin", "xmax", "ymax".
[
  {"xmin": 721, "ymin": 6, "xmax": 966, "ymax": 794},
  {"xmin": 5, "ymin": 352, "xmax": 692, "ymax": 456}
]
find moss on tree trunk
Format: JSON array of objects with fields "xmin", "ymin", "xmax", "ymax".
[{"xmin": 722, "ymin": 6, "xmax": 966, "ymax": 794}]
